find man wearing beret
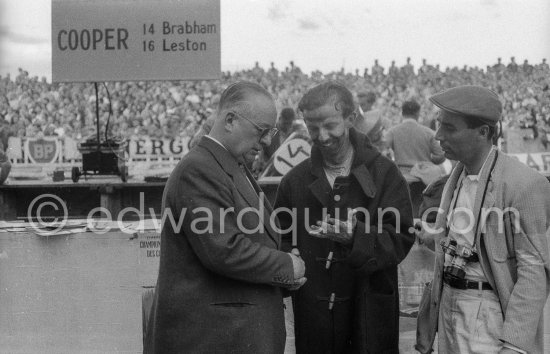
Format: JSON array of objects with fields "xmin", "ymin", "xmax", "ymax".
[{"xmin": 415, "ymin": 85, "xmax": 550, "ymax": 354}]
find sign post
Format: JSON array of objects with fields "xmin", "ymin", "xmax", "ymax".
[{"xmin": 52, "ymin": 0, "xmax": 221, "ymax": 82}]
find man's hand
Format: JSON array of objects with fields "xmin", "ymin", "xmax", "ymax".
[
  {"xmin": 413, "ymin": 221, "xmax": 436, "ymax": 251},
  {"xmin": 287, "ymin": 251, "xmax": 306, "ymax": 291},
  {"xmin": 288, "ymin": 252, "xmax": 305, "ymax": 279},
  {"xmin": 251, "ymin": 154, "xmax": 266, "ymax": 176},
  {"xmin": 288, "ymin": 277, "xmax": 307, "ymax": 291},
  {"xmin": 308, "ymin": 210, "xmax": 357, "ymax": 245}
]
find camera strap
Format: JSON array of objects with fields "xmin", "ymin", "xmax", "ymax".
[
  {"xmin": 445, "ymin": 149, "xmax": 499, "ymax": 254},
  {"xmin": 473, "ymin": 150, "xmax": 498, "ymax": 241}
]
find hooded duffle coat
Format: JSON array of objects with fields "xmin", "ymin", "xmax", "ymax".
[{"xmin": 275, "ymin": 128, "xmax": 415, "ymax": 353}]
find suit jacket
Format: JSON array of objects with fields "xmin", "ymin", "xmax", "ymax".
[
  {"xmin": 275, "ymin": 128, "xmax": 415, "ymax": 353},
  {"xmin": 416, "ymin": 148, "xmax": 550, "ymax": 354},
  {"xmin": 144, "ymin": 137, "xmax": 295, "ymax": 354}
]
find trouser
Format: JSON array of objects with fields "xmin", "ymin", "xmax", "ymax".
[{"xmin": 438, "ymin": 283, "xmax": 503, "ymax": 354}]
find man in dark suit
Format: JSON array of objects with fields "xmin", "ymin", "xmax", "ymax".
[
  {"xmin": 145, "ymin": 81, "xmax": 306, "ymax": 354},
  {"xmin": 275, "ymin": 82, "xmax": 415, "ymax": 353}
]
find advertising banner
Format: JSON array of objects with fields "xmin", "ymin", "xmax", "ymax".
[{"xmin": 509, "ymin": 152, "xmax": 550, "ymax": 172}]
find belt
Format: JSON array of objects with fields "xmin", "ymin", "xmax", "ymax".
[{"xmin": 443, "ymin": 273, "xmax": 493, "ymax": 291}]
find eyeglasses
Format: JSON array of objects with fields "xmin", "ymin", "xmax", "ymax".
[{"xmin": 231, "ymin": 111, "xmax": 278, "ymax": 140}]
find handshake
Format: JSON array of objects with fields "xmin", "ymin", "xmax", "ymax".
[{"xmin": 288, "ymin": 248, "xmax": 307, "ymax": 291}]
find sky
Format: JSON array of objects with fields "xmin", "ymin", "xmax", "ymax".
[{"xmin": 1, "ymin": 0, "xmax": 549, "ymax": 82}]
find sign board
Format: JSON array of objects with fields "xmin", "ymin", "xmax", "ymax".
[
  {"xmin": 52, "ymin": 0, "xmax": 220, "ymax": 82},
  {"xmin": 25, "ymin": 137, "xmax": 61, "ymax": 164},
  {"xmin": 127, "ymin": 137, "xmax": 189, "ymax": 157},
  {"xmin": 509, "ymin": 152, "xmax": 550, "ymax": 172},
  {"xmin": 138, "ymin": 232, "xmax": 161, "ymax": 286},
  {"xmin": 258, "ymin": 133, "xmax": 311, "ymax": 182},
  {"xmin": 272, "ymin": 137, "xmax": 311, "ymax": 175}
]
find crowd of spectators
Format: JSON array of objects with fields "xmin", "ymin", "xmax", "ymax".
[{"xmin": 1, "ymin": 57, "xmax": 549, "ymax": 151}]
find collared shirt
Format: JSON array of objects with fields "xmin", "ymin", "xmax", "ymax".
[
  {"xmin": 323, "ymin": 148, "xmax": 354, "ymax": 188},
  {"xmin": 401, "ymin": 117, "xmax": 417, "ymax": 124},
  {"xmin": 204, "ymin": 135, "xmax": 226, "ymax": 151},
  {"xmin": 384, "ymin": 117, "xmax": 444, "ymax": 168},
  {"xmin": 445, "ymin": 147, "xmax": 495, "ymax": 282}
]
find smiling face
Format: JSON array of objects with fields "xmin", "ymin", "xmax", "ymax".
[{"xmin": 303, "ymin": 103, "xmax": 354, "ymax": 163}]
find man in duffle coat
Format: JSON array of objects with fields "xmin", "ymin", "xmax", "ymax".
[{"xmin": 275, "ymin": 81, "xmax": 415, "ymax": 353}]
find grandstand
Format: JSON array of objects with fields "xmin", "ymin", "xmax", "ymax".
[{"xmin": 1, "ymin": 58, "xmax": 549, "ymax": 176}]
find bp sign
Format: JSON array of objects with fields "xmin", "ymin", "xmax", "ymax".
[{"xmin": 26, "ymin": 138, "xmax": 60, "ymax": 164}]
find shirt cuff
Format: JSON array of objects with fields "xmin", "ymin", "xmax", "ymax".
[{"xmin": 503, "ymin": 342, "xmax": 527, "ymax": 354}]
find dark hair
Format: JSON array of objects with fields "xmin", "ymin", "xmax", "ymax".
[
  {"xmin": 357, "ymin": 91, "xmax": 377, "ymax": 105},
  {"xmin": 402, "ymin": 100, "xmax": 420, "ymax": 117},
  {"xmin": 218, "ymin": 81, "xmax": 272, "ymax": 113},
  {"xmin": 298, "ymin": 81, "xmax": 355, "ymax": 118},
  {"xmin": 462, "ymin": 115, "xmax": 499, "ymax": 143},
  {"xmin": 280, "ymin": 107, "xmax": 296, "ymax": 122}
]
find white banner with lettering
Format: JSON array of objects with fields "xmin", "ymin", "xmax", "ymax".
[
  {"xmin": 509, "ymin": 152, "xmax": 550, "ymax": 173},
  {"xmin": 6, "ymin": 137, "xmax": 549, "ymax": 179}
]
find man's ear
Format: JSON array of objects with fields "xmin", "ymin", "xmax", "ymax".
[
  {"xmin": 224, "ymin": 111, "xmax": 236, "ymax": 132},
  {"xmin": 344, "ymin": 111, "xmax": 357, "ymax": 128},
  {"xmin": 478, "ymin": 125, "xmax": 489, "ymax": 138}
]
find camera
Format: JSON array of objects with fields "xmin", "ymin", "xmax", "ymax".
[{"xmin": 440, "ymin": 238, "xmax": 478, "ymax": 280}]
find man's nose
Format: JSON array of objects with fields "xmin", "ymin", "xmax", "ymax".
[
  {"xmin": 317, "ymin": 128, "xmax": 329, "ymax": 142},
  {"xmin": 435, "ymin": 128, "xmax": 443, "ymax": 141}
]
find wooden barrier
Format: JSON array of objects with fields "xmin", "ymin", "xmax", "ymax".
[
  {"xmin": 0, "ymin": 230, "xmax": 159, "ymax": 352},
  {"xmin": 0, "ymin": 178, "xmax": 165, "ymax": 221}
]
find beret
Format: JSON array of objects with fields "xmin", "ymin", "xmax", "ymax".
[{"xmin": 429, "ymin": 85, "xmax": 502, "ymax": 125}]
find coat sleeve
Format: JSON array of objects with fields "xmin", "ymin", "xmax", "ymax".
[
  {"xmin": 499, "ymin": 176, "xmax": 550, "ymax": 352},
  {"xmin": 346, "ymin": 163, "xmax": 416, "ymax": 274},
  {"xmin": 171, "ymin": 161, "xmax": 295, "ymax": 288}
]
